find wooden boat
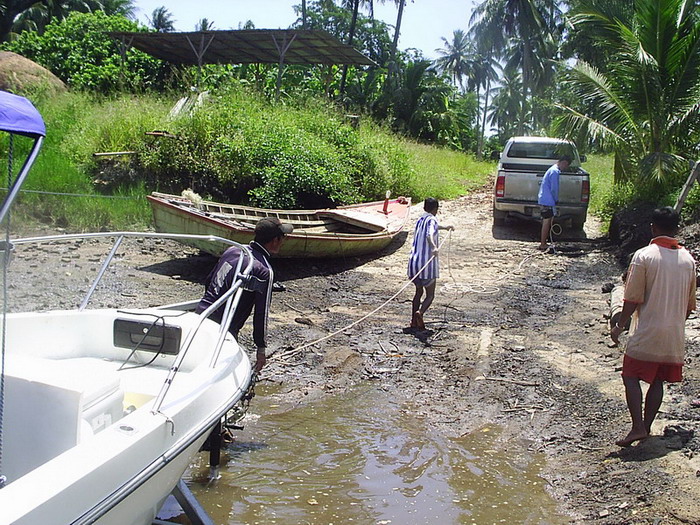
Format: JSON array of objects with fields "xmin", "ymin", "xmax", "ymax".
[
  {"xmin": 0, "ymin": 92, "xmax": 253, "ymax": 524},
  {"xmin": 147, "ymin": 191, "xmax": 412, "ymax": 258}
]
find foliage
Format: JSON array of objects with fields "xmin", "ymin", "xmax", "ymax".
[
  {"xmin": 3, "ymin": 91, "xmax": 152, "ymax": 229},
  {"xmin": 555, "ymin": 0, "xmax": 700, "ymax": 194},
  {"xmin": 2, "ymin": 11, "xmax": 168, "ymax": 92},
  {"xmin": 133, "ymin": 86, "xmax": 435, "ymax": 208},
  {"xmin": 4, "ymin": 88, "xmax": 493, "ymax": 230}
]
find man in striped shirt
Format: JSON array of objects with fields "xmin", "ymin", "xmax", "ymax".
[{"xmin": 407, "ymin": 198, "xmax": 454, "ymax": 329}]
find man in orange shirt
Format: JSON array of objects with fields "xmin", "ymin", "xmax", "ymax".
[{"xmin": 611, "ymin": 207, "xmax": 696, "ymax": 446}]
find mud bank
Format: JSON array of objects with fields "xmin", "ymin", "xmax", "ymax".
[{"xmin": 8, "ymin": 192, "xmax": 700, "ymax": 524}]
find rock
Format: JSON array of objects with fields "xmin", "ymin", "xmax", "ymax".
[{"xmin": 0, "ymin": 52, "xmax": 65, "ymax": 95}]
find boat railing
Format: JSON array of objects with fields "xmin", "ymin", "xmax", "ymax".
[{"xmin": 7, "ymin": 231, "xmax": 254, "ymax": 414}]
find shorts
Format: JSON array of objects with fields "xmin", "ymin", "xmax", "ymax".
[
  {"xmin": 622, "ymin": 354, "xmax": 683, "ymax": 383},
  {"xmin": 414, "ymin": 277, "xmax": 436, "ymax": 287},
  {"xmin": 540, "ymin": 206, "xmax": 554, "ymax": 219}
]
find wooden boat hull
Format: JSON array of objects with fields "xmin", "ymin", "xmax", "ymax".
[{"xmin": 147, "ymin": 192, "xmax": 411, "ymax": 258}]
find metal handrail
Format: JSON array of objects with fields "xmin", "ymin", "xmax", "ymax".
[{"xmin": 8, "ymin": 231, "xmax": 257, "ymax": 414}]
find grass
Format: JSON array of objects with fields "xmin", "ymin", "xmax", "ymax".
[
  {"xmin": 404, "ymin": 141, "xmax": 496, "ymax": 201},
  {"xmin": 584, "ymin": 153, "xmax": 615, "ymax": 218},
  {"xmin": 2, "ymin": 89, "xmax": 497, "ymax": 231}
]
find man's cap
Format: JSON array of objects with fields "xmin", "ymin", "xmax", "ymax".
[{"xmin": 254, "ymin": 217, "xmax": 294, "ymax": 243}]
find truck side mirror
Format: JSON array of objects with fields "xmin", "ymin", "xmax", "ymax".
[{"xmin": 580, "ymin": 154, "xmax": 587, "ymax": 163}]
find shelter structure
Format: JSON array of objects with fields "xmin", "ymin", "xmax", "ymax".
[{"xmin": 109, "ymin": 29, "xmax": 377, "ymax": 99}]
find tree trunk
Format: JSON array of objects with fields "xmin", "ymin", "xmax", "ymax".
[
  {"xmin": 339, "ymin": 0, "xmax": 360, "ymax": 97},
  {"xmin": 301, "ymin": 0, "xmax": 307, "ymax": 29},
  {"xmin": 387, "ymin": 0, "xmax": 405, "ymax": 83},
  {"xmin": 478, "ymin": 77, "xmax": 491, "ymax": 160}
]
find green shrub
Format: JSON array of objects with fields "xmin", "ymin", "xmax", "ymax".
[{"xmin": 3, "ymin": 12, "xmax": 167, "ymax": 92}]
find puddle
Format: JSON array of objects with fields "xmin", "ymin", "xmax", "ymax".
[{"xmin": 185, "ymin": 384, "xmax": 564, "ymax": 524}]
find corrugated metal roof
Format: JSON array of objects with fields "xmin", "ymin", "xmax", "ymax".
[{"xmin": 109, "ymin": 29, "xmax": 377, "ymax": 67}]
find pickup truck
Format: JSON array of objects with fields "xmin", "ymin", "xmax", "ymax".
[{"xmin": 492, "ymin": 136, "xmax": 590, "ymax": 229}]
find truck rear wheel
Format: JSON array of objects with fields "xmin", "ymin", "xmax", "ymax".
[
  {"xmin": 493, "ymin": 208, "xmax": 507, "ymax": 226},
  {"xmin": 571, "ymin": 216, "xmax": 586, "ymax": 230}
]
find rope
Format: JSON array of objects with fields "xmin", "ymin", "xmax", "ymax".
[
  {"xmin": 273, "ymin": 232, "xmax": 451, "ymax": 361},
  {"xmin": 273, "ymin": 226, "xmax": 548, "ymax": 362},
  {"xmin": 0, "ymin": 188, "xmax": 141, "ymax": 199}
]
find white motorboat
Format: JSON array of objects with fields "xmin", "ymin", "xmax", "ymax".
[{"xmin": 0, "ymin": 93, "xmax": 254, "ymax": 524}]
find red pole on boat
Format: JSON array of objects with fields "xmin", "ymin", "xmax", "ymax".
[{"xmin": 382, "ymin": 190, "xmax": 391, "ymax": 214}]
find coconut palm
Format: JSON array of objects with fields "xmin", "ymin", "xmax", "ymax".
[
  {"xmin": 489, "ymin": 68, "xmax": 525, "ymax": 140},
  {"xmin": 99, "ymin": 0, "xmax": 135, "ymax": 18},
  {"xmin": 471, "ymin": 52, "xmax": 501, "ymax": 158},
  {"xmin": 555, "ymin": 0, "xmax": 700, "ymax": 185},
  {"xmin": 148, "ymin": 6, "xmax": 175, "ymax": 33},
  {"xmin": 469, "ymin": 0, "xmax": 552, "ymax": 133},
  {"xmin": 8, "ymin": 0, "xmax": 98, "ymax": 38},
  {"xmin": 434, "ymin": 29, "xmax": 472, "ymax": 92},
  {"xmin": 195, "ymin": 18, "xmax": 215, "ymax": 31}
]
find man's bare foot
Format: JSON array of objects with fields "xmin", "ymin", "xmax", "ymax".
[
  {"xmin": 537, "ymin": 244, "xmax": 548, "ymax": 251},
  {"xmin": 615, "ymin": 430, "xmax": 648, "ymax": 447}
]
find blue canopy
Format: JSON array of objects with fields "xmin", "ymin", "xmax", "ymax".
[{"xmin": 0, "ymin": 91, "xmax": 45, "ymax": 138}]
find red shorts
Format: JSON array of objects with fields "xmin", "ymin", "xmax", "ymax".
[{"xmin": 622, "ymin": 355, "xmax": 683, "ymax": 383}]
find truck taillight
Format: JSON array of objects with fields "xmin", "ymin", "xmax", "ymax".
[
  {"xmin": 581, "ymin": 179, "xmax": 590, "ymax": 203},
  {"xmin": 495, "ymin": 174, "xmax": 505, "ymax": 197}
]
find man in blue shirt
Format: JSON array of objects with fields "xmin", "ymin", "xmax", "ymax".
[{"xmin": 538, "ymin": 155, "xmax": 572, "ymax": 251}]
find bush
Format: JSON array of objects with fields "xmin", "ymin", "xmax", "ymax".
[
  {"xmin": 3, "ymin": 12, "xmax": 167, "ymax": 92},
  {"xmin": 137, "ymin": 87, "xmax": 426, "ymax": 208}
]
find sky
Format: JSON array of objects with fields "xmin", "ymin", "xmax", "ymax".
[{"xmin": 132, "ymin": 0, "xmax": 478, "ymax": 59}]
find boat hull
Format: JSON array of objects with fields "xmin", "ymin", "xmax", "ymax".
[
  {"xmin": 147, "ymin": 193, "xmax": 411, "ymax": 258},
  {"xmin": 0, "ymin": 308, "xmax": 252, "ymax": 525}
]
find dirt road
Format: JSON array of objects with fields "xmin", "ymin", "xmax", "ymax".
[{"xmin": 9, "ymin": 191, "xmax": 700, "ymax": 524}]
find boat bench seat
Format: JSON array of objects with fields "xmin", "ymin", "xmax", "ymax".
[{"xmin": 2, "ymin": 355, "xmax": 124, "ymax": 484}]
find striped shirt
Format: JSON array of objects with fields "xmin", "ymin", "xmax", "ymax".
[{"xmin": 408, "ymin": 212, "xmax": 439, "ymax": 280}]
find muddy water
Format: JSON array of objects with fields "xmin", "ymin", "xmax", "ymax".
[{"xmin": 185, "ymin": 385, "xmax": 565, "ymax": 525}]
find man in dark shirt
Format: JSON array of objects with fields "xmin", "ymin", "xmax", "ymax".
[{"xmin": 196, "ymin": 217, "xmax": 293, "ymax": 373}]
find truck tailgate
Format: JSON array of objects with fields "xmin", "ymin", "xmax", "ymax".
[{"xmin": 503, "ymin": 171, "xmax": 586, "ymax": 204}]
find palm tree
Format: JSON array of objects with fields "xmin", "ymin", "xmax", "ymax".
[
  {"xmin": 556, "ymin": 0, "xmax": 700, "ymax": 185},
  {"xmin": 489, "ymin": 68, "xmax": 525, "ymax": 140},
  {"xmin": 471, "ymin": 51, "xmax": 501, "ymax": 158},
  {"xmin": 8, "ymin": 0, "xmax": 96, "ymax": 38},
  {"xmin": 99, "ymin": 0, "xmax": 136, "ymax": 18},
  {"xmin": 434, "ymin": 29, "xmax": 472, "ymax": 92},
  {"xmin": 195, "ymin": 18, "xmax": 215, "ymax": 31},
  {"xmin": 469, "ymin": 0, "xmax": 552, "ymax": 133},
  {"xmin": 148, "ymin": 6, "xmax": 175, "ymax": 32}
]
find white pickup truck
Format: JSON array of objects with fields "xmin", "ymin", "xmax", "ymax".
[{"xmin": 492, "ymin": 136, "xmax": 590, "ymax": 229}]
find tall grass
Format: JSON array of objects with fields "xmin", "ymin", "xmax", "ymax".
[{"xmin": 4, "ymin": 88, "xmax": 496, "ymax": 231}]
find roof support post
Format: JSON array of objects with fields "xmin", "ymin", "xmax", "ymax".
[
  {"xmin": 271, "ymin": 32, "xmax": 297, "ymax": 102},
  {"xmin": 186, "ymin": 33, "xmax": 216, "ymax": 89}
]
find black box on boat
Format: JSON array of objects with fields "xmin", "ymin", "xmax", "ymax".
[{"xmin": 113, "ymin": 318, "xmax": 182, "ymax": 355}]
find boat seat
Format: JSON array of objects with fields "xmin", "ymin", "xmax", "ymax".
[{"xmin": 2, "ymin": 355, "xmax": 124, "ymax": 484}]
